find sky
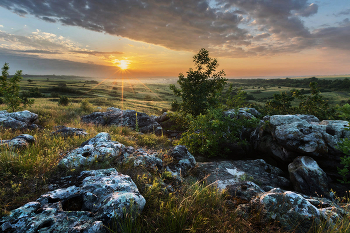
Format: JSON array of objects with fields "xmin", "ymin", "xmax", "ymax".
[{"xmin": 0, "ymin": 0, "xmax": 349, "ymax": 78}]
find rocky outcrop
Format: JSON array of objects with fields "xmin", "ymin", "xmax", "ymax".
[
  {"xmin": 0, "ymin": 134, "xmax": 35, "ymax": 150},
  {"xmin": 81, "ymin": 107, "xmax": 162, "ymax": 135},
  {"xmin": 230, "ymin": 186, "xmax": 348, "ymax": 233},
  {"xmin": 52, "ymin": 126, "xmax": 88, "ymax": 137},
  {"xmin": 224, "ymin": 107, "xmax": 261, "ymax": 120},
  {"xmin": 58, "ymin": 132, "xmax": 125, "ymax": 169},
  {"xmin": 166, "ymin": 145, "xmax": 196, "ymax": 178},
  {"xmin": 192, "ymin": 159, "xmax": 291, "ymax": 191},
  {"xmin": 0, "ymin": 110, "xmax": 38, "ymax": 130},
  {"xmin": 251, "ymin": 114, "xmax": 350, "ymax": 179},
  {"xmin": 288, "ymin": 156, "xmax": 330, "ymax": 198},
  {"xmin": 0, "ymin": 168, "xmax": 146, "ymax": 233}
]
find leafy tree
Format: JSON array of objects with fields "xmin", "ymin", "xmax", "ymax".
[
  {"xmin": 0, "ymin": 63, "xmax": 33, "ymax": 112},
  {"xmin": 170, "ymin": 48, "xmax": 227, "ymax": 116}
]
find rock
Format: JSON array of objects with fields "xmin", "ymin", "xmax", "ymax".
[
  {"xmin": 234, "ymin": 188, "xmax": 348, "ymax": 233},
  {"xmin": 0, "ymin": 168, "xmax": 146, "ymax": 233},
  {"xmin": 120, "ymin": 147, "xmax": 163, "ymax": 172},
  {"xmin": 81, "ymin": 108, "xmax": 163, "ymax": 135},
  {"xmin": 193, "ymin": 159, "xmax": 291, "ymax": 191},
  {"xmin": 166, "ymin": 145, "xmax": 196, "ymax": 178},
  {"xmin": 0, "ymin": 110, "xmax": 38, "ymax": 130},
  {"xmin": 58, "ymin": 132, "xmax": 125, "ymax": 169},
  {"xmin": 288, "ymin": 156, "xmax": 330, "ymax": 198},
  {"xmin": 226, "ymin": 181, "xmax": 264, "ymax": 202},
  {"xmin": 52, "ymin": 126, "xmax": 88, "ymax": 137},
  {"xmin": 0, "ymin": 134, "xmax": 35, "ymax": 150},
  {"xmin": 251, "ymin": 114, "xmax": 350, "ymax": 180},
  {"xmin": 224, "ymin": 107, "xmax": 261, "ymax": 119}
]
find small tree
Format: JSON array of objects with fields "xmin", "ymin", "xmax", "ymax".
[
  {"xmin": 0, "ymin": 63, "xmax": 33, "ymax": 112},
  {"xmin": 170, "ymin": 48, "xmax": 227, "ymax": 116}
]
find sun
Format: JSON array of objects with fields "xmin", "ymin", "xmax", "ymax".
[{"xmin": 117, "ymin": 60, "xmax": 130, "ymax": 70}]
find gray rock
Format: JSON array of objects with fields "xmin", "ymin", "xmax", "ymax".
[
  {"xmin": 193, "ymin": 159, "xmax": 291, "ymax": 191},
  {"xmin": 52, "ymin": 126, "xmax": 88, "ymax": 137},
  {"xmin": 289, "ymin": 156, "xmax": 330, "ymax": 198},
  {"xmin": 58, "ymin": 132, "xmax": 125, "ymax": 169},
  {"xmin": 224, "ymin": 107, "xmax": 261, "ymax": 119},
  {"xmin": 0, "ymin": 110, "xmax": 38, "ymax": 130},
  {"xmin": 0, "ymin": 134, "xmax": 35, "ymax": 150},
  {"xmin": 81, "ymin": 108, "xmax": 163, "ymax": 135},
  {"xmin": 251, "ymin": 114, "xmax": 350, "ymax": 180},
  {"xmin": 166, "ymin": 145, "xmax": 196, "ymax": 178},
  {"xmin": 235, "ymin": 188, "xmax": 348, "ymax": 233},
  {"xmin": 0, "ymin": 168, "xmax": 146, "ymax": 233}
]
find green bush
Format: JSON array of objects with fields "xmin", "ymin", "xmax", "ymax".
[
  {"xmin": 337, "ymin": 131, "xmax": 350, "ymax": 183},
  {"xmin": 58, "ymin": 96, "xmax": 70, "ymax": 106},
  {"xmin": 80, "ymin": 99, "xmax": 93, "ymax": 113},
  {"xmin": 21, "ymin": 87, "xmax": 44, "ymax": 98},
  {"xmin": 179, "ymin": 108, "xmax": 259, "ymax": 157},
  {"xmin": 170, "ymin": 48, "xmax": 227, "ymax": 116},
  {"xmin": 0, "ymin": 63, "xmax": 33, "ymax": 112}
]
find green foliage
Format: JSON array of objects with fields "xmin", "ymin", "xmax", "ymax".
[
  {"xmin": 179, "ymin": 108, "xmax": 259, "ymax": 157},
  {"xmin": 170, "ymin": 48, "xmax": 227, "ymax": 116},
  {"xmin": 80, "ymin": 99, "xmax": 93, "ymax": 113},
  {"xmin": 0, "ymin": 63, "xmax": 34, "ymax": 112},
  {"xmin": 265, "ymin": 82, "xmax": 335, "ymax": 120},
  {"xmin": 337, "ymin": 131, "xmax": 350, "ymax": 184},
  {"xmin": 221, "ymin": 85, "xmax": 248, "ymax": 109},
  {"xmin": 58, "ymin": 95, "xmax": 70, "ymax": 106},
  {"xmin": 265, "ymin": 91, "xmax": 295, "ymax": 114},
  {"xmin": 21, "ymin": 87, "xmax": 45, "ymax": 98},
  {"xmin": 337, "ymin": 104, "xmax": 350, "ymax": 121}
]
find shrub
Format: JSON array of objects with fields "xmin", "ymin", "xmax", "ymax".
[
  {"xmin": 170, "ymin": 48, "xmax": 227, "ymax": 116},
  {"xmin": 0, "ymin": 63, "xmax": 33, "ymax": 112},
  {"xmin": 179, "ymin": 108, "xmax": 259, "ymax": 157},
  {"xmin": 58, "ymin": 96, "xmax": 70, "ymax": 106},
  {"xmin": 80, "ymin": 99, "xmax": 93, "ymax": 113},
  {"xmin": 21, "ymin": 87, "xmax": 45, "ymax": 98},
  {"xmin": 337, "ymin": 131, "xmax": 350, "ymax": 183}
]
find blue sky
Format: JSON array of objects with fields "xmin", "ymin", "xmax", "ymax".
[{"xmin": 0, "ymin": 0, "xmax": 349, "ymax": 78}]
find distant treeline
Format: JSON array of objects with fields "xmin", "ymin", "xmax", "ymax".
[{"xmin": 229, "ymin": 77, "xmax": 350, "ymax": 91}]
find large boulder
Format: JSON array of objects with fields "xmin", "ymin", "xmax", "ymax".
[
  {"xmin": 52, "ymin": 126, "xmax": 88, "ymax": 137},
  {"xmin": 192, "ymin": 159, "xmax": 291, "ymax": 191},
  {"xmin": 232, "ymin": 187, "xmax": 349, "ymax": 233},
  {"xmin": 0, "ymin": 110, "xmax": 38, "ymax": 130},
  {"xmin": 288, "ymin": 156, "xmax": 330, "ymax": 198},
  {"xmin": 0, "ymin": 168, "xmax": 146, "ymax": 233},
  {"xmin": 0, "ymin": 134, "xmax": 35, "ymax": 150},
  {"xmin": 81, "ymin": 107, "xmax": 162, "ymax": 135},
  {"xmin": 58, "ymin": 132, "xmax": 125, "ymax": 169},
  {"xmin": 251, "ymin": 114, "xmax": 350, "ymax": 180}
]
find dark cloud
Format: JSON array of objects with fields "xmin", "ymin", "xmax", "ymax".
[
  {"xmin": 1, "ymin": 0, "xmax": 349, "ymax": 57},
  {"xmin": 295, "ymin": 3, "xmax": 318, "ymax": 17},
  {"xmin": 17, "ymin": 49, "xmax": 62, "ymax": 54},
  {"xmin": 314, "ymin": 21, "xmax": 350, "ymax": 50},
  {"xmin": 0, "ymin": 48, "xmax": 115, "ymax": 77},
  {"xmin": 335, "ymin": 9, "xmax": 350, "ymax": 16}
]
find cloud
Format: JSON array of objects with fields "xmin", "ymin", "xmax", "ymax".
[
  {"xmin": 295, "ymin": 3, "xmax": 318, "ymax": 17},
  {"xmin": 72, "ymin": 51, "xmax": 124, "ymax": 56},
  {"xmin": 17, "ymin": 49, "xmax": 62, "ymax": 54},
  {"xmin": 335, "ymin": 9, "xmax": 350, "ymax": 16},
  {"xmin": 0, "ymin": 48, "xmax": 115, "ymax": 77},
  {"xmin": 1, "ymin": 0, "xmax": 349, "ymax": 58}
]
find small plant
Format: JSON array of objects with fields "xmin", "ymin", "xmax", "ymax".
[
  {"xmin": 58, "ymin": 96, "xmax": 70, "ymax": 106},
  {"xmin": 80, "ymin": 99, "xmax": 93, "ymax": 113},
  {"xmin": 0, "ymin": 63, "xmax": 34, "ymax": 112}
]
